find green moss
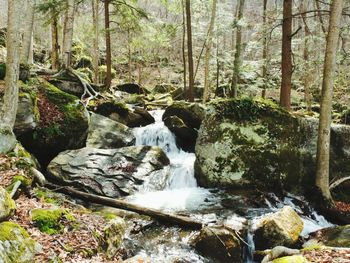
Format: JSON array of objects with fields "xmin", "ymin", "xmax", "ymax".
[
  {"xmin": 31, "ymin": 208, "xmax": 76, "ymax": 235},
  {"xmin": 33, "ymin": 188, "xmax": 62, "ymax": 205},
  {"xmin": 273, "ymin": 255, "xmax": 307, "ymax": 263},
  {"xmin": 0, "ymin": 188, "xmax": 15, "ymax": 221},
  {"xmin": 0, "ymin": 221, "xmax": 38, "ymax": 263}
]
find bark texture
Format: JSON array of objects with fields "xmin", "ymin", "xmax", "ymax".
[
  {"xmin": 104, "ymin": 0, "xmax": 112, "ymax": 88},
  {"xmin": 92, "ymin": 0, "xmax": 100, "ymax": 84},
  {"xmin": 185, "ymin": 0, "xmax": 194, "ymax": 102},
  {"xmin": 20, "ymin": 0, "xmax": 35, "ymax": 65},
  {"xmin": 315, "ymin": 0, "xmax": 343, "ymax": 203},
  {"xmin": 62, "ymin": 0, "xmax": 76, "ymax": 69}
]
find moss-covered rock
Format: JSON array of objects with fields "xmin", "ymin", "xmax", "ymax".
[
  {"xmin": 31, "ymin": 208, "xmax": 75, "ymax": 235},
  {"xmin": 254, "ymin": 206, "xmax": 304, "ymax": 250},
  {"xmin": 307, "ymin": 225, "xmax": 350, "ymax": 248},
  {"xmin": 0, "ymin": 187, "xmax": 15, "ymax": 222},
  {"xmin": 272, "ymin": 255, "xmax": 308, "ymax": 263},
  {"xmin": 18, "ymin": 78, "xmax": 88, "ymax": 166},
  {"xmin": 0, "ymin": 221, "xmax": 39, "ymax": 262},
  {"xmin": 101, "ymin": 217, "xmax": 126, "ymax": 259},
  {"xmin": 195, "ymin": 97, "xmax": 350, "ymax": 194}
]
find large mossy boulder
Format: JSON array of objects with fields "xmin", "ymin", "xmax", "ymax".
[
  {"xmin": 0, "ymin": 187, "xmax": 15, "ymax": 222},
  {"xmin": 306, "ymin": 225, "xmax": 350, "ymax": 247},
  {"xmin": 253, "ymin": 206, "xmax": 304, "ymax": 250},
  {"xmin": 0, "ymin": 221, "xmax": 39, "ymax": 263},
  {"xmin": 191, "ymin": 226, "xmax": 243, "ymax": 263},
  {"xmin": 162, "ymin": 102, "xmax": 205, "ymax": 152},
  {"xmin": 87, "ymin": 113, "xmax": 135, "ymax": 149},
  {"xmin": 116, "ymin": 83, "xmax": 145, "ymax": 95},
  {"xmin": 18, "ymin": 79, "xmax": 88, "ymax": 166},
  {"xmin": 47, "ymin": 146, "xmax": 170, "ymax": 198},
  {"xmin": 47, "ymin": 70, "xmax": 85, "ymax": 97},
  {"xmin": 195, "ymin": 98, "xmax": 350, "ymax": 193}
]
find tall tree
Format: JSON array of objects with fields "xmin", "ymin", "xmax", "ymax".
[
  {"xmin": 262, "ymin": 0, "xmax": 268, "ymax": 98},
  {"xmin": 0, "ymin": 0, "xmax": 21, "ymax": 153},
  {"xmin": 92, "ymin": 0, "xmax": 100, "ymax": 84},
  {"xmin": 185, "ymin": 0, "xmax": 194, "ymax": 102},
  {"xmin": 203, "ymin": 0, "xmax": 217, "ymax": 103},
  {"xmin": 21, "ymin": 0, "xmax": 35, "ymax": 65},
  {"xmin": 315, "ymin": 0, "xmax": 343, "ymax": 204},
  {"xmin": 280, "ymin": 0, "xmax": 292, "ymax": 110},
  {"xmin": 62, "ymin": 0, "xmax": 76, "ymax": 69},
  {"xmin": 230, "ymin": 0, "xmax": 245, "ymax": 98},
  {"xmin": 104, "ymin": 0, "xmax": 112, "ymax": 88},
  {"xmin": 181, "ymin": 0, "xmax": 187, "ymax": 95}
]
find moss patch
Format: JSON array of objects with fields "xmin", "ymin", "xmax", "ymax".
[
  {"xmin": 31, "ymin": 208, "xmax": 76, "ymax": 235},
  {"xmin": 273, "ymin": 255, "xmax": 307, "ymax": 263}
]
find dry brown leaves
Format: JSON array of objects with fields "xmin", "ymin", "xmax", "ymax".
[
  {"xmin": 303, "ymin": 248, "xmax": 350, "ymax": 263},
  {"xmin": 11, "ymin": 193, "xmax": 124, "ymax": 263},
  {"xmin": 0, "ymin": 154, "xmax": 28, "ymax": 188},
  {"xmin": 37, "ymin": 92, "xmax": 64, "ymax": 127},
  {"xmin": 335, "ymin": 201, "xmax": 350, "ymax": 213}
]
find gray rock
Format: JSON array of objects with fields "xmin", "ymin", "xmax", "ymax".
[
  {"xmin": 253, "ymin": 206, "xmax": 304, "ymax": 250},
  {"xmin": 306, "ymin": 225, "xmax": 350, "ymax": 248},
  {"xmin": 47, "ymin": 146, "xmax": 170, "ymax": 198},
  {"xmin": 14, "ymin": 93, "xmax": 37, "ymax": 135},
  {"xmin": 0, "ymin": 128, "xmax": 16, "ymax": 154},
  {"xmin": 191, "ymin": 226, "xmax": 243, "ymax": 263},
  {"xmin": 195, "ymin": 98, "xmax": 350, "ymax": 193},
  {"xmin": 87, "ymin": 113, "xmax": 135, "ymax": 149},
  {"xmin": 0, "ymin": 221, "xmax": 40, "ymax": 263},
  {"xmin": 0, "ymin": 187, "xmax": 15, "ymax": 222},
  {"xmin": 102, "ymin": 217, "xmax": 126, "ymax": 259}
]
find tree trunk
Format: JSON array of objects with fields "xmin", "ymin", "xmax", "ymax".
[
  {"xmin": 0, "ymin": 0, "xmax": 21, "ymax": 153},
  {"xmin": 280, "ymin": 0, "xmax": 292, "ymax": 110},
  {"xmin": 185, "ymin": 0, "xmax": 194, "ymax": 102},
  {"xmin": 51, "ymin": 14, "xmax": 60, "ymax": 71},
  {"xmin": 181, "ymin": 0, "xmax": 187, "ymax": 95},
  {"xmin": 262, "ymin": 0, "xmax": 268, "ymax": 98},
  {"xmin": 20, "ymin": 0, "xmax": 35, "ymax": 65},
  {"xmin": 315, "ymin": 0, "xmax": 343, "ymax": 205},
  {"xmin": 301, "ymin": 0, "xmax": 312, "ymax": 112},
  {"xmin": 92, "ymin": 0, "xmax": 100, "ymax": 84},
  {"xmin": 315, "ymin": 0, "xmax": 327, "ymax": 35},
  {"xmin": 202, "ymin": 0, "xmax": 217, "ymax": 103},
  {"xmin": 230, "ymin": 0, "xmax": 245, "ymax": 98},
  {"xmin": 104, "ymin": 0, "xmax": 112, "ymax": 88},
  {"xmin": 62, "ymin": 0, "xmax": 76, "ymax": 69}
]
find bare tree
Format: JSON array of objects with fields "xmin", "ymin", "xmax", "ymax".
[
  {"xmin": 315, "ymin": 0, "xmax": 343, "ymax": 205},
  {"xmin": 104, "ymin": 0, "xmax": 112, "ymax": 88},
  {"xmin": 62, "ymin": 0, "xmax": 76, "ymax": 69},
  {"xmin": 21, "ymin": 0, "xmax": 35, "ymax": 65},
  {"xmin": 92, "ymin": 0, "xmax": 100, "ymax": 84},
  {"xmin": 185, "ymin": 0, "xmax": 194, "ymax": 102}
]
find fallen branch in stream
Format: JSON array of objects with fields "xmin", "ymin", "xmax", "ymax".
[{"xmin": 44, "ymin": 182, "xmax": 203, "ymax": 230}]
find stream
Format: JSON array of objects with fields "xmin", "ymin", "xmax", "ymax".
[{"xmin": 122, "ymin": 110, "xmax": 333, "ymax": 263}]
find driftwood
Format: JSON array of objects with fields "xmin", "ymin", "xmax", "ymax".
[{"xmin": 45, "ymin": 182, "xmax": 203, "ymax": 230}]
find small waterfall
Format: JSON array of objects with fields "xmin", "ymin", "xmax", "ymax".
[
  {"xmin": 129, "ymin": 110, "xmax": 209, "ymax": 211},
  {"xmin": 133, "ymin": 110, "xmax": 197, "ymax": 189}
]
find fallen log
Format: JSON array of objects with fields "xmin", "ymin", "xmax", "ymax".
[
  {"xmin": 330, "ymin": 176, "xmax": 350, "ymax": 190},
  {"xmin": 45, "ymin": 182, "xmax": 203, "ymax": 230}
]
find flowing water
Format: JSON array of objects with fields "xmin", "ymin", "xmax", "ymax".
[{"xmin": 124, "ymin": 110, "xmax": 334, "ymax": 263}]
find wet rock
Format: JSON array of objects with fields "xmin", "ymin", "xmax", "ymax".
[
  {"xmin": 0, "ymin": 187, "xmax": 15, "ymax": 222},
  {"xmin": 306, "ymin": 225, "xmax": 350, "ymax": 248},
  {"xmin": 195, "ymin": 98, "xmax": 350, "ymax": 193},
  {"xmin": 0, "ymin": 221, "xmax": 40, "ymax": 263},
  {"xmin": 87, "ymin": 113, "xmax": 135, "ymax": 149},
  {"xmin": 163, "ymin": 116, "xmax": 197, "ymax": 152},
  {"xmin": 47, "ymin": 146, "xmax": 170, "ymax": 198},
  {"xmin": 254, "ymin": 206, "xmax": 304, "ymax": 250},
  {"xmin": 102, "ymin": 217, "xmax": 126, "ymax": 259},
  {"xmin": 116, "ymin": 83, "xmax": 145, "ymax": 95},
  {"xmin": 17, "ymin": 79, "xmax": 88, "ymax": 166},
  {"xmin": 191, "ymin": 226, "xmax": 243, "ymax": 263}
]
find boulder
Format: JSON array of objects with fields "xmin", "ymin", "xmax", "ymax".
[
  {"xmin": 87, "ymin": 113, "xmax": 135, "ymax": 149},
  {"xmin": 48, "ymin": 79, "xmax": 83, "ymax": 97},
  {"xmin": 116, "ymin": 83, "xmax": 145, "ymax": 95},
  {"xmin": 17, "ymin": 79, "xmax": 88, "ymax": 166},
  {"xmin": 163, "ymin": 102, "xmax": 206, "ymax": 130},
  {"xmin": 195, "ymin": 98, "xmax": 350, "ymax": 193},
  {"xmin": 306, "ymin": 225, "xmax": 350, "ymax": 248},
  {"xmin": 93, "ymin": 101, "xmax": 154, "ymax": 128},
  {"xmin": 0, "ymin": 129, "xmax": 16, "ymax": 154},
  {"xmin": 0, "ymin": 187, "xmax": 15, "ymax": 222},
  {"xmin": 163, "ymin": 116, "xmax": 197, "ymax": 152},
  {"xmin": 272, "ymin": 255, "xmax": 308, "ymax": 263},
  {"xmin": 253, "ymin": 206, "xmax": 304, "ymax": 250},
  {"xmin": 47, "ymin": 146, "xmax": 170, "ymax": 198},
  {"xmin": 102, "ymin": 217, "xmax": 126, "ymax": 259},
  {"xmin": 0, "ymin": 221, "xmax": 39, "ymax": 263},
  {"xmin": 153, "ymin": 84, "xmax": 175, "ymax": 94},
  {"xmin": 191, "ymin": 226, "xmax": 243, "ymax": 263}
]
